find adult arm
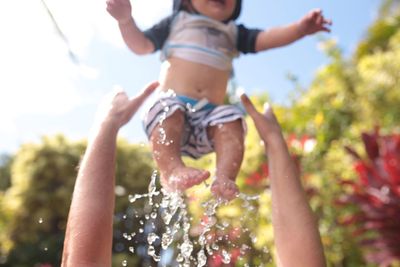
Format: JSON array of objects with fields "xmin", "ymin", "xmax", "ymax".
[
  {"xmin": 255, "ymin": 9, "xmax": 332, "ymax": 51},
  {"xmin": 241, "ymin": 94, "xmax": 326, "ymax": 267},
  {"xmin": 106, "ymin": 0, "xmax": 154, "ymax": 54},
  {"xmin": 61, "ymin": 82, "xmax": 159, "ymax": 267}
]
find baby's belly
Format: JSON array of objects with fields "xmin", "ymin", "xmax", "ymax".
[{"xmin": 159, "ymin": 58, "xmax": 230, "ymax": 105}]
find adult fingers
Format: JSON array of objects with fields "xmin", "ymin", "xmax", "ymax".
[
  {"xmin": 134, "ymin": 81, "xmax": 159, "ymax": 101},
  {"xmin": 240, "ymin": 94, "xmax": 270, "ymax": 136},
  {"xmin": 240, "ymin": 93, "xmax": 260, "ymax": 119},
  {"xmin": 126, "ymin": 81, "xmax": 159, "ymax": 116}
]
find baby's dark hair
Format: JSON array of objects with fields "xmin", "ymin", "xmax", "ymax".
[{"xmin": 173, "ymin": 0, "xmax": 242, "ymax": 21}]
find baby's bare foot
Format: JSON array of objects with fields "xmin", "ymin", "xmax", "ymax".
[
  {"xmin": 211, "ymin": 178, "xmax": 239, "ymax": 201},
  {"xmin": 161, "ymin": 166, "xmax": 210, "ymax": 192}
]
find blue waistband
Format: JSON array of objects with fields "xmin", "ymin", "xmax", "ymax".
[{"xmin": 177, "ymin": 95, "xmax": 216, "ymax": 111}]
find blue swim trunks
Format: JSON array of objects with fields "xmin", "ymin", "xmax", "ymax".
[{"xmin": 143, "ymin": 91, "xmax": 246, "ymax": 159}]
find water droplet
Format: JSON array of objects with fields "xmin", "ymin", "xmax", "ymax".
[
  {"xmin": 211, "ymin": 243, "xmax": 219, "ymax": 250},
  {"xmin": 123, "ymin": 232, "xmax": 132, "ymax": 241},
  {"xmin": 197, "ymin": 249, "xmax": 207, "ymax": 267},
  {"xmin": 180, "ymin": 239, "xmax": 194, "ymax": 261},
  {"xmin": 147, "ymin": 233, "xmax": 159, "ymax": 244},
  {"xmin": 176, "ymin": 253, "xmax": 184, "ymax": 262},
  {"xmin": 148, "ymin": 246, "xmax": 161, "ymax": 262},
  {"xmin": 250, "ymin": 233, "xmax": 258, "ymax": 244},
  {"xmin": 162, "ymin": 231, "xmax": 174, "ymax": 249},
  {"xmin": 128, "ymin": 194, "xmax": 143, "ymax": 203},
  {"xmin": 221, "ymin": 249, "xmax": 231, "ymax": 264}
]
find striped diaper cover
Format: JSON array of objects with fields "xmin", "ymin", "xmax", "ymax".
[{"xmin": 143, "ymin": 91, "xmax": 246, "ymax": 159}]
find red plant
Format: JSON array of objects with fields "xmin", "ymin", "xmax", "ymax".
[
  {"xmin": 244, "ymin": 162, "xmax": 268, "ymax": 186},
  {"xmin": 337, "ymin": 130, "xmax": 400, "ymax": 266},
  {"xmin": 208, "ymin": 248, "xmax": 241, "ymax": 267},
  {"xmin": 244, "ymin": 134, "xmax": 309, "ymax": 187}
]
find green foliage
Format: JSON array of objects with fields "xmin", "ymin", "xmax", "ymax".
[
  {"xmin": 0, "ymin": 154, "xmax": 13, "ymax": 191},
  {"xmin": 277, "ymin": 4, "xmax": 400, "ymax": 265},
  {"xmin": 355, "ymin": 0, "xmax": 400, "ymax": 60},
  {"xmin": 0, "ymin": 135, "xmax": 154, "ymax": 266},
  {"xmin": 0, "ymin": 135, "xmax": 84, "ymax": 266}
]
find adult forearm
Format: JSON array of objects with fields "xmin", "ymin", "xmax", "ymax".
[
  {"xmin": 266, "ymin": 137, "xmax": 326, "ymax": 267},
  {"xmin": 62, "ymin": 122, "xmax": 119, "ymax": 267},
  {"xmin": 119, "ymin": 18, "xmax": 154, "ymax": 54}
]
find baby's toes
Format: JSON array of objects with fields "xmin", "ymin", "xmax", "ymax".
[
  {"xmin": 192, "ymin": 170, "xmax": 210, "ymax": 185},
  {"xmin": 210, "ymin": 182, "xmax": 221, "ymax": 197}
]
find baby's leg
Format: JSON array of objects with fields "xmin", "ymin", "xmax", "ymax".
[
  {"xmin": 150, "ymin": 110, "xmax": 210, "ymax": 192},
  {"xmin": 208, "ymin": 119, "xmax": 245, "ymax": 201}
]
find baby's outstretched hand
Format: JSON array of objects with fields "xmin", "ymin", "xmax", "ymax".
[
  {"xmin": 298, "ymin": 9, "xmax": 332, "ymax": 36},
  {"xmin": 106, "ymin": 0, "xmax": 133, "ymax": 24}
]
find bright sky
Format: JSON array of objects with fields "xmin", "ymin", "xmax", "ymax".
[{"xmin": 0, "ymin": 0, "xmax": 380, "ymax": 154}]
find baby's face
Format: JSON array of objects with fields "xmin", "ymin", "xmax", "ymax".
[{"xmin": 190, "ymin": 0, "xmax": 236, "ymax": 21}]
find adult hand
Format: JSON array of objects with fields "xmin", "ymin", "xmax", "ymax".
[
  {"xmin": 62, "ymin": 81, "xmax": 158, "ymax": 267},
  {"xmin": 96, "ymin": 81, "xmax": 159, "ymax": 129},
  {"xmin": 298, "ymin": 9, "xmax": 332, "ymax": 36},
  {"xmin": 240, "ymin": 93, "xmax": 326, "ymax": 267},
  {"xmin": 240, "ymin": 94, "xmax": 283, "ymax": 147},
  {"xmin": 106, "ymin": 0, "xmax": 133, "ymax": 25}
]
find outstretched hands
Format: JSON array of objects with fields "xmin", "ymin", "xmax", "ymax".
[
  {"xmin": 298, "ymin": 9, "xmax": 332, "ymax": 36},
  {"xmin": 106, "ymin": 0, "xmax": 133, "ymax": 24},
  {"xmin": 96, "ymin": 81, "xmax": 159, "ymax": 130},
  {"xmin": 62, "ymin": 81, "xmax": 158, "ymax": 267},
  {"xmin": 240, "ymin": 94, "xmax": 326, "ymax": 267},
  {"xmin": 240, "ymin": 94, "xmax": 284, "ymax": 148}
]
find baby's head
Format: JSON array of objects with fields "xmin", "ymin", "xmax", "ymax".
[{"xmin": 174, "ymin": 0, "xmax": 241, "ymax": 22}]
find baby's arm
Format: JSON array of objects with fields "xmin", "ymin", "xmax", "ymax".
[
  {"xmin": 255, "ymin": 9, "xmax": 332, "ymax": 52},
  {"xmin": 106, "ymin": 0, "xmax": 154, "ymax": 54}
]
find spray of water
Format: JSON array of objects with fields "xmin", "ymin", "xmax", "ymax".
[
  {"xmin": 119, "ymin": 90, "xmax": 270, "ymax": 265},
  {"xmin": 122, "ymin": 170, "xmax": 268, "ymax": 266}
]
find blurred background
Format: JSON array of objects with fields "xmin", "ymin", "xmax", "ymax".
[{"xmin": 1, "ymin": 0, "xmax": 400, "ymax": 266}]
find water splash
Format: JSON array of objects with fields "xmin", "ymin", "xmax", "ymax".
[
  {"xmin": 148, "ymin": 245, "xmax": 161, "ymax": 262},
  {"xmin": 222, "ymin": 249, "xmax": 231, "ymax": 264},
  {"xmin": 124, "ymin": 171, "xmax": 264, "ymax": 265}
]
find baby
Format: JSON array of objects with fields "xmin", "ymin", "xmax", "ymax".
[{"xmin": 107, "ymin": 0, "xmax": 331, "ymax": 200}]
